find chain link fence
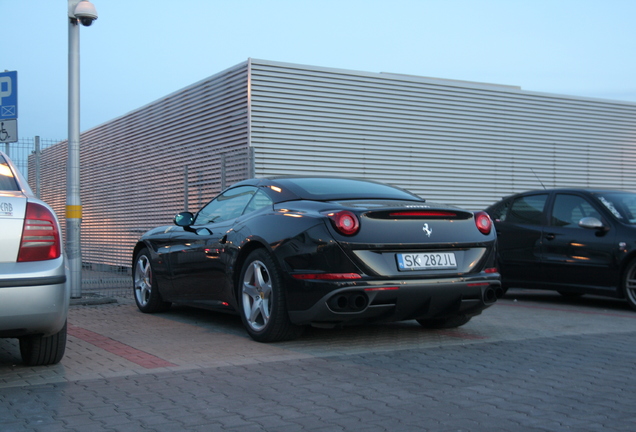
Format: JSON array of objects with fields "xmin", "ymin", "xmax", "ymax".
[{"xmin": 7, "ymin": 137, "xmax": 251, "ymax": 297}]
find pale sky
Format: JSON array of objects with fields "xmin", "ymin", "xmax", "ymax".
[{"xmin": 4, "ymin": 0, "xmax": 636, "ymax": 141}]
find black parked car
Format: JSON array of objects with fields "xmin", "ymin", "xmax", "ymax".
[
  {"xmin": 486, "ymin": 188, "xmax": 636, "ymax": 310},
  {"xmin": 133, "ymin": 177, "xmax": 501, "ymax": 341}
]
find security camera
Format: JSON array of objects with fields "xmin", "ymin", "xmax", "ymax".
[{"xmin": 73, "ymin": 1, "xmax": 98, "ymax": 27}]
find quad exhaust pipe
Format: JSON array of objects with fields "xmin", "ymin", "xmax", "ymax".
[
  {"xmin": 494, "ymin": 286, "xmax": 505, "ymax": 299},
  {"xmin": 328, "ymin": 292, "xmax": 369, "ymax": 313},
  {"xmin": 483, "ymin": 285, "xmax": 504, "ymax": 304}
]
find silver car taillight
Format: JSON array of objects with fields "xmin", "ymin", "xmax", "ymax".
[{"xmin": 17, "ymin": 202, "xmax": 61, "ymax": 262}]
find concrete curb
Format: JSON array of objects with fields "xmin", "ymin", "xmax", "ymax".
[{"xmin": 69, "ymin": 293, "xmax": 118, "ymax": 306}]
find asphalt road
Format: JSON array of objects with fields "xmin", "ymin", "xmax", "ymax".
[{"xmin": 1, "ymin": 289, "xmax": 635, "ymax": 431}]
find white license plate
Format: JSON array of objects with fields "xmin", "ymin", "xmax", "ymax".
[{"xmin": 396, "ymin": 252, "xmax": 457, "ymax": 271}]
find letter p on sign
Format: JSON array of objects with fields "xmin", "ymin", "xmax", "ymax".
[{"xmin": 0, "ymin": 76, "xmax": 11, "ymax": 105}]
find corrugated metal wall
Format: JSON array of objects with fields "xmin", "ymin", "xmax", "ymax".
[
  {"xmin": 34, "ymin": 62, "xmax": 251, "ymax": 268},
  {"xmin": 248, "ymin": 59, "xmax": 636, "ymax": 209},
  {"xmin": 34, "ymin": 58, "xmax": 636, "ymax": 270}
]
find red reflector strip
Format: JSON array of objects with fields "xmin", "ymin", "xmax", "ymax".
[
  {"xmin": 389, "ymin": 211, "xmax": 457, "ymax": 217},
  {"xmin": 364, "ymin": 287, "xmax": 399, "ymax": 292},
  {"xmin": 485, "ymin": 268, "xmax": 498, "ymax": 274},
  {"xmin": 292, "ymin": 273, "xmax": 362, "ymax": 280},
  {"xmin": 467, "ymin": 282, "xmax": 490, "ymax": 287}
]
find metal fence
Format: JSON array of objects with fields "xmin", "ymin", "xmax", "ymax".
[{"xmin": 7, "ymin": 137, "xmax": 251, "ymax": 297}]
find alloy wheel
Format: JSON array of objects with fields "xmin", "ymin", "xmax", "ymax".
[
  {"xmin": 625, "ymin": 261, "xmax": 636, "ymax": 311},
  {"xmin": 134, "ymin": 254, "xmax": 152, "ymax": 307},
  {"xmin": 241, "ymin": 260, "xmax": 272, "ymax": 331}
]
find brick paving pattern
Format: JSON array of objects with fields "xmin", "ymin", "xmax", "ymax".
[{"xmin": 1, "ymin": 290, "xmax": 635, "ymax": 431}]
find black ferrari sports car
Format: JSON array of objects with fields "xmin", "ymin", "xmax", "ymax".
[{"xmin": 133, "ymin": 177, "xmax": 501, "ymax": 341}]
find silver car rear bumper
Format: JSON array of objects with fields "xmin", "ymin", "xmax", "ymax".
[{"xmin": 0, "ymin": 257, "xmax": 69, "ymax": 338}]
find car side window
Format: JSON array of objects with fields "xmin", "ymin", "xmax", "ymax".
[
  {"xmin": 194, "ymin": 186, "xmax": 257, "ymax": 224},
  {"xmin": 505, "ymin": 194, "xmax": 548, "ymax": 225},
  {"xmin": 551, "ymin": 194, "xmax": 600, "ymax": 228},
  {"xmin": 490, "ymin": 200, "xmax": 510, "ymax": 221},
  {"xmin": 243, "ymin": 189, "xmax": 273, "ymax": 215}
]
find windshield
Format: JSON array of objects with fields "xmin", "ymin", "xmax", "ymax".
[{"xmin": 596, "ymin": 192, "xmax": 636, "ymax": 224}]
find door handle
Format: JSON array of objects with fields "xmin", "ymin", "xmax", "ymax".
[{"xmin": 544, "ymin": 233, "xmax": 556, "ymax": 241}]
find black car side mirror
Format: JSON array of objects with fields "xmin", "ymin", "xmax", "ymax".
[{"xmin": 174, "ymin": 211, "xmax": 195, "ymax": 227}]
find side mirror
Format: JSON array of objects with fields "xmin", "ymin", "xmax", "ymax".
[
  {"xmin": 579, "ymin": 216, "xmax": 607, "ymax": 231},
  {"xmin": 174, "ymin": 211, "xmax": 194, "ymax": 227}
]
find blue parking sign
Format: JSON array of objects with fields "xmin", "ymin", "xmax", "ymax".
[{"xmin": 0, "ymin": 71, "xmax": 17, "ymax": 120}]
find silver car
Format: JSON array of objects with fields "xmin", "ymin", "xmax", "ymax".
[{"xmin": 0, "ymin": 151, "xmax": 69, "ymax": 365}]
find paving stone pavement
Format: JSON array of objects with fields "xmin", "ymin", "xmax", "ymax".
[{"xmin": 1, "ymin": 289, "xmax": 635, "ymax": 431}]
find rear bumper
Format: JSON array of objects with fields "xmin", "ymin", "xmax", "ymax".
[
  {"xmin": 288, "ymin": 275, "xmax": 502, "ymax": 326},
  {"xmin": 0, "ymin": 257, "xmax": 69, "ymax": 338}
]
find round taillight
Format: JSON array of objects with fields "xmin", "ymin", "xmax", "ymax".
[
  {"xmin": 325, "ymin": 210, "xmax": 360, "ymax": 236},
  {"xmin": 474, "ymin": 211, "xmax": 492, "ymax": 235}
]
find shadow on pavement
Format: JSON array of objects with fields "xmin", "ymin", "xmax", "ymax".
[{"xmin": 503, "ymin": 287, "xmax": 633, "ymax": 312}]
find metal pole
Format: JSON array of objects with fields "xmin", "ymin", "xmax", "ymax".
[
  {"xmin": 221, "ymin": 154, "xmax": 226, "ymax": 190},
  {"xmin": 34, "ymin": 136, "xmax": 41, "ymax": 198},
  {"xmin": 184, "ymin": 165, "xmax": 189, "ymax": 211},
  {"xmin": 249, "ymin": 147, "xmax": 255, "ymax": 178},
  {"xmin": 67, "ymin": 18, "xmax": 82, "ymax": 298}
]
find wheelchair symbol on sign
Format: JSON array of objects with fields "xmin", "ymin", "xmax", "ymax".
[{"xmin": 0, "ymin": 122, "xmax": 9, "ymax": 141}]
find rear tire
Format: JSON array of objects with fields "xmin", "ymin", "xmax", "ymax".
[
  {"xmin": 417, "ymin": 315, "xmax": 471, "ymax": 329},
  {"xmin": 622, "ymin": 259, "xmax": 636, "ymax": 311},
  {"xmin": 19, "ymin": 321, "xmax": 67, "ymax": 366},
  {"xmin": 239, "ymin": 249, "xmax": 304, "ymax": 342},
  {"xmin": 133, "ymin": 248, "xmax": 171, "ymax": 313}
]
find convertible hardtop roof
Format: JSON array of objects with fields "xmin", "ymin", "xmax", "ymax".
[{"xmin": 233, "ymin": 176, "xmax": 425, "ymax": 202}]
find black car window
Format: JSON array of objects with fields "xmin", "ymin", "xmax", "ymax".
[
  {"xmin": 551, "ymin": 194, "xmax": 599, "ymax": 228},
  {"xmin": 489, "ymin": 200, "xmax": 510, "ymax": 221},
  {"xmin": 0, "ymin": 157, "xmax": 19, "ymax": 191},
  {"xmin": 194, "ymin": 186, "xmax": 257, "ymax": 224},
  {"xmin": 243, "ymin": 189, "xmax": 273, "ymax": 215},
  {"xmin": 505, "ymin": 194, "xmax": 548, "ymax": 225}
]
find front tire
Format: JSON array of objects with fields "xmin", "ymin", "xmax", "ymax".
[
  {"xmin": 133, "ymin": 248, "xmax": 171, "ymax": 313},
  {"xmin": 622, "ymin": 259, "xmax": 636, "ymax": 311},
  {"xmin": 239, "ymin": 249, "xmax": 303, "ymax": 342},
  {"xmin": 19, "ymin": 321, "xmax": 67, "ymax": 366}
]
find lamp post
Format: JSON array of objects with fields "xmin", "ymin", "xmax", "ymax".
[{"xmin": 67, "ymin": 0, "xmax": 97, "ymax": 298}]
